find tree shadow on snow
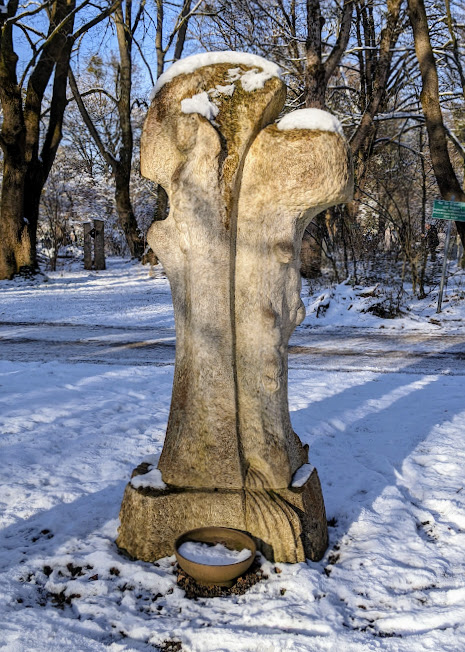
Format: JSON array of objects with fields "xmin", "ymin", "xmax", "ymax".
[{"xmin": 289, "ymin": 334, "xmax": 465, "ymax": 548}]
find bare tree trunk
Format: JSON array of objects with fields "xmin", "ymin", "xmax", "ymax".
[
  {"xmin": 350, "ymin": 0, "xmax": 402, "ymax": 156},
  {"xmin": 114, "ymin": 0, "xmax": 145, "ymax": 258},
  {"xmin": 115, "ymin": 167, "xmax": 144, "ymax": 258},
  {"xmin": 305, "ymin": 0, "xmax": 326, "ymax": 110},
  {"xmin": 407, "ymin": 0, "xmax": 465, "ymax": 246},
  {"xmin": 0, "ymin": 0, "xmax": 113, "ymax": 279},
  {"xmin": 300, "ymin": 0, "xmax": 353, "ymax": 278},
  {"xmin": 22, "ymin": 174, "xmax": 42, "ymax": 269},
  {"xmin": 301, "ymin": 226, "xmax": 324, "ymax": 279},
  {"xmin": 0, "ymin": 158, "xmax": 30, "ymax": 278},
  {"xmin": 0, "ymin": 0, "xmax": 31, "ymax": 278},
  {"xmin": 444, "ymin": 0, "xmax": 465, "ymax": 103},
  {"xmin": 156, "ymin": 0, "xmax": 165, "ymax": 78},
  {"xmin": 173, "ymin": 0, "xmax": 192, "ymax": 62}
]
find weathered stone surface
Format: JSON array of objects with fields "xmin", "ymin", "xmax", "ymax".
[
  {"xmin": 117, "ymin": 464, "xmax": 327, "ymax": 563},
  {"xmin": 236, "ymin": 125, "xmax": 352, "ymax": 489},
  {"xmin": 141, "ymin": 63, "xmax": 286, "ymax": 489},
  {"xmin": 117, "ymin": 52, "xmax": 352, "ymax": 563}
]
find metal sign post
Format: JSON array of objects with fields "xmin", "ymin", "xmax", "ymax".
[
  {"xmin": 437, "ymin": 220, "xmax": 452, "ymax": 313},
  {"xmin": 432, "ymin": 199, "xmax": 465, "ymax": 314}
]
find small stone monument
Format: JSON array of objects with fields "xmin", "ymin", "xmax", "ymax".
[
  {"xmin": 117, "ymin": 52, "xmax": 352, "ymax": 563},
  {"xmin": 83, "ymin": 219, "xmax": 105, "ymax": 270}
]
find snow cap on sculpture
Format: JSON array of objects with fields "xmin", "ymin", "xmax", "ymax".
[
  {"xmin": 141, "ymin": 51, "xmax": 286, "ymax": 192},
  {"xmin": 276, "ymin": 107, "xmax": 344, "ymax": 135},
  {"xmin": 150, "ymin": 51, "xmax": 282, "ymax": 98}
]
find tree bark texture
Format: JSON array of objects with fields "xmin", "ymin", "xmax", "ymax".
[
  {"xmin": 113, "ymin": 0, "xmax": 145, "ymax": 258},
  {"xmin": 0, "ymin": 0, "xmax": 77, "ymax": 278},
  {"xmin": 0, "ymin": 0, "xmax": 114, "ymax": 278},
  {"xmin": 305, "ymin": 0, "xmax": 326, "ymax": 110}
]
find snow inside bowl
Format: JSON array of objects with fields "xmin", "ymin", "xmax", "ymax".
[{"xmin": 174, "ymin": 527, "xmax": 256, "ymax": 587}]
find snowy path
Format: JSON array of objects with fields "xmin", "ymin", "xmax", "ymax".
[
  {"xmin": 0, "ymin": 323, "xmax": 176, "ymax": 366},
  {"xmin": 2, "ymin": 321, "xmax": 465, "ymax": 374},
  {"xmin": 1, "ymin": 260, "xmax": 465, "ymax": 651}
]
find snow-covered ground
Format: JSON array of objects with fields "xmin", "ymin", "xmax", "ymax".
[{"xmin": 1, "ymin": 258, "xmax": 465, "ymax": 651}]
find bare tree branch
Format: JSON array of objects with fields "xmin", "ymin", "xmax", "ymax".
[
  {"xmin": 324, "ymin": 0, "xmax": 353, "ymax": 83},
  {"xmin": 68, "ymin": 66, "xmax": 117, "ymax": 170}
]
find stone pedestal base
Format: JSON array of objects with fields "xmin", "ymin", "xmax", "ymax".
[{"xmin": 116, "ymin": 464, "xmax": 328, "ymax": 563}]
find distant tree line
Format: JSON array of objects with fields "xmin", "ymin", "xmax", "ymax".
[{"xmin": 1, "ymin": 0, "xmax": 464, "ymax": 286}]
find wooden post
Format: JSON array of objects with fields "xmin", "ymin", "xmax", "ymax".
[
  {"xmin": 83, "ymin": 222, "xmax": 93, "ymax": 270},
  {"xmin": 93, "ymin": 219, "xmax": 105, "ymax": 270}
]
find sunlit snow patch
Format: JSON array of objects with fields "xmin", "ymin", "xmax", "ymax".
[
  {"xmin": 277, "ymin": 108, "xmax": 343, "ymax": 136},
  {"xmin": 181, "ymin": 91, "xmax": 219, "ymax": 120},
  {"xmin": 130, "ymin": 467, "xmax": 166, "ymax": 490},
  {"xmin": 239, "ymin": 68, "xmax": 275, "ymax": 91}
]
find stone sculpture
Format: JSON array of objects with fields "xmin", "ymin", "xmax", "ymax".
[{"xmin": 117, "ymin": 52, "xmax": 353, "ymax": 563}]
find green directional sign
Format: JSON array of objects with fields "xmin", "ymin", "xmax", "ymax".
[{"xmin": 432, "ymin": 199, "xmax": 465, "ymax": 222}]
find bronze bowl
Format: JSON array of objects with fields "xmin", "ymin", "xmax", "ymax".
[{"xmin": 174, "ymin": 526, "xmax": 256, "ymax": 587}]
